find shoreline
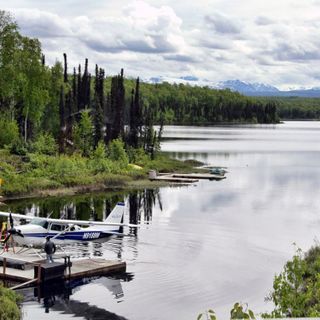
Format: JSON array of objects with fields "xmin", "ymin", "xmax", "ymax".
[{"xmin": 0, "ymin": 178, "xmax": 187, "ymax": 202}]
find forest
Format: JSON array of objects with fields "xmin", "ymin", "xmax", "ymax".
[{"xmin": 256, "ymin": 96, "xmax": 320, "ymax": 120}]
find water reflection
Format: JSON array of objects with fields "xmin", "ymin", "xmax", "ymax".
[
  {"xmin": 4, "ymin": 189, "xmax": 161, "ymax": 228},
  {"xmin": 19, "ymin": 273, "xmax": 133, "ymax": 319}
]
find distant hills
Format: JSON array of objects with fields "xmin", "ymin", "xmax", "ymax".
[{"xmin": 146, "ymin": 76, "xmax": 320, "ymax": 98}]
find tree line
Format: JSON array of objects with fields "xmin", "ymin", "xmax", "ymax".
[
  {"xmin": 129, "ymin": 81, "xmax": 279, "ymax": 125},
  {"xmin": 256, "ymin": 96, "xmax": 320, "ymax": 120}
]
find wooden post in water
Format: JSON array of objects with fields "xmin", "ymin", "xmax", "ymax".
[
  {"xmin": 2, "ymin": 257, "xmax": 6, "ymax": 275},
  {"xmin": 37, "ymin": 264, "xmax": 41, "ymax": 284},
  {"xmin": 68, "ymin": 256, "xmax": 71, "ymax": 280}
]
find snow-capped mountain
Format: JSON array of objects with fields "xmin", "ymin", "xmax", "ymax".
[
  {"xmin": 216, "ymin": 80, "xmax": 279, "ymax": 93},
  {"xmin": 145, "ymin": 76, "xmax": 320, "ymax": 97}
]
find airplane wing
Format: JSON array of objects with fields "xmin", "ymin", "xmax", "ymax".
[
  {"xmin": 0, "ymin": 211, "xmax": 31, "ymax": 220},
  {"xmin": 0, "ymin": 211, "xmax": 139, "ymax": 228},
  {"xmin": 41, "ymin": 217, "xmax": 139, "ymax": 227}
]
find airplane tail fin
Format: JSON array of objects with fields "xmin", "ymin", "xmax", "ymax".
[{"xmin": 104, "ymin": 202, "xmax": 125, "ymax": 225}]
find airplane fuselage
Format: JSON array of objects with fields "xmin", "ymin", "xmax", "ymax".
[
  {"xmin": 12, "ymin": 220, "xmax": 120, "ymax": 247},
  {"xmin": 1, "ymin": 202, "xmax": 128, "ymax": 247}
]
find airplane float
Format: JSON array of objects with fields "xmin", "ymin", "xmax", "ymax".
[{"xmin": 0, "ymin": 202, "xmax": 138, "ymax": 248}]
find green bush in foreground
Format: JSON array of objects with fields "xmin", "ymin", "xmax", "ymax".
[
  {"xmin": 264, "ymin": 244, "xmax": 320, "ymax": 318},
  {"xmin": 198, "ymin": 302, "xmax": 255, "ymax": 320},
  {"xmin": 32, "ymin": 132, "xmax": 57, "ymax": 155},
  {"xmin": 0, "ymin": 285, "xmax": 21, "ymax": 320},
  {"xmin": 0, "ymin": 116, "xmax": 19, "ymax": 148}
]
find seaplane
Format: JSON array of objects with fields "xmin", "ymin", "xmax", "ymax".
[{"xmin": 0, "ymin": 202, "xmax": 138, "ymax": 248}]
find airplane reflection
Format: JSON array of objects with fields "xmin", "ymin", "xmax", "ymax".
[{"xmin": 18, "ymin": 273, "xmax": 134, "ymax": 319}]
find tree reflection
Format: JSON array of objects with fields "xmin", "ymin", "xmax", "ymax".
[{"xmin": 5, "ymin": 188, "xmax": 163, "ymax": 229}]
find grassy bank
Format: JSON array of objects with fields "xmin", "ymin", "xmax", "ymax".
[
  {"xmin": 0, "ymin": 148, "xmax": 203, "ymax": 200},
  {"xmin": 0, "ymin": 284, "xmax": 21, "ymax": 320}
]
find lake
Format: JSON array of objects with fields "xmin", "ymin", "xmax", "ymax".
[{"xmin": 8, "ymin": 121, "xmax": 320, "ymax": 319}]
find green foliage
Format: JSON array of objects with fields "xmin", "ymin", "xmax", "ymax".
[
  {"xmin": 230, "ymin": 302, "xmax": 255, "ymax": 319},
  {"xmin": 42, "ymin": 61, "xmax": 64, "ymax": 137},
  {"xmin": 89, "ymin": 141, "xmax": 115, "ymax": 174},
  {"xmin": 92, "ymin": 140, "xmax": 106, "ymax": 159},
  {"xmin": 96, "ymin": 173, "xmax": 131, "ymax": 186},
  {"xmin": 32, "ymin": 132, "xmax": 57, "ymax": 155},
  {"xmin": 197, "ymin": 309, "xmax": 216, "ymax": 320},
  {"xmin": 133, "ymin": 81, "xmax": 279, "ymax": 125},
  {"xmin": 145, "ymin": 153, "xmax": 197, "ymax": 173},
  {"xmin": 197, "ymin": 303, "xmax": 255, "ymax": 320},
  {"xmin": 264, "ymin": 244, "xmax": 320, "ymax": 318},
  {"xmin": 257, "ymin": 96, "xmax": 320, "ymax": 120},
  {"xmin": 16, "ymin": 36, "xmax": 49, "ymax": 141},
  {"xmin": 0, "ymin": 116, "xmax": 19, "ymax": 147},
  {"xmin": 49, "ymin": 155, "xmax": 89, "ymax": 181},
  {"xmin": 0, "ymin": 284, "xmax": 21, "ymax": 320},
  {"xmin": 107, "ymin": 138, "xmax": 128, "ymax": 168},
  {"xmin": 73, "ymin": 111, "xmax": 93, "ymax": 156},
  {"xmin": 9, "ymin": 139, "xmax": 29, "ymax": 156},
  {"xmin": 127, "ymin": 147, "xmax": 149, "ymax": 166}
]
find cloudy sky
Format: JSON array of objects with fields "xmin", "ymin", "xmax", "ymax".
[{"xmin": 2, "ymin": 0, "xmax": 320, "ymax": 89}]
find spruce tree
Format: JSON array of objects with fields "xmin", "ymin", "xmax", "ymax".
[
  {"xmin": 58, "ymin": 85, "xmax": 65, "ymax": 153},
  {"xmin": 128, "ymin": 77, "xmax": 141, "ymax": 148},
  {"xmin": 109, "ymin": 69, "xmax": 125, "ymax": 141},
  {"xmin": 63, "ymin": 53, "xmax": 68, "ymax": 83},
  {"xmin": 77, "ymin": 64, "xmax": 82, "ymax": 112},
  {"xmin": 93, "ymin": 65, "xmax": 105, "ymax": 146}
]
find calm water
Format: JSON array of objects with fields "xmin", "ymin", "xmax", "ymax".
[{"xmin": 7, "ymin": 121, "xmax": 320, "ymax": 319}]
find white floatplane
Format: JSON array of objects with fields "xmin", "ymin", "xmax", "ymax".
[{"xmin": 0, "ymin": 202, "xmax": 137, "ymax": 247}]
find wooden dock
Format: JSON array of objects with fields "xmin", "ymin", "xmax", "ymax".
[
  {"xmin": 149, "ymin": 170, "xmax": 226, "ymax": 183},
  {"xmin": 0, "ymin": 250, "xmax": 126, "ymax": 285},
  {"xmin": 171, "ymin": 173, "xmax": 226, "ymax": 180},
  {"xmin": 152, "ymin": 175, "xmax": 198, "ymax": 183}
]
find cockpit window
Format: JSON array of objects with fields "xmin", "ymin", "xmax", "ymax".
[
  {"xmin": 30, "ymin": 219, "xmax": 49, "ymax": 229},
  {"xmin": 50, "ymin": 224, "xmax": 65, "ymax": 231}
]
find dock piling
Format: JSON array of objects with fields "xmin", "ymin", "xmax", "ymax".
[{"xmin": 3, "ymin": 257, "xmax": 6, "ymax": 275}]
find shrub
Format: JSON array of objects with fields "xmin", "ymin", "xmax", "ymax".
[
  {"xmin": 32, "ymin": 133, "xmax": 57, "ymax": 155},
  {"xmin": 92, "ymin": 141, "xmax": 106, "ymax": 159},
  {"xmin": 0, "ymin": 285, "xmax": 21, "ymax": 320},
  {"xmin": 107, "ymin": 139, "xmax": 128, "ymax": 168},
  {"xmin": 264, "ymin": 245, "xmax": 320, "ymax": 318},
  {"xmin": 0, "ymin": 116, "xmax": 19, "ymax": 148},
  {"xmin": 127, "ymin": 147, "xmax": 149, "ymax": 166},
  {"xmin": 9, "ymin": 139, "xmax": 29, "ymax": 156},
  {"xmin": 97, "ymin": 173, "xmax": 131, "ymax": 186},
  {"xmin": 89, "ymin": 158, "xmax": 114, "ymax": 174},
  {"xmin": 1, "ymin": 174, "xmax": 31, "ymax": 196},
  {"xmin": 73, "ymin": 111, "xmax": 93, "ymax": 157},
  {"xmin": 51, "ymin": 155, "xmax": 88, "ymax": 180}
]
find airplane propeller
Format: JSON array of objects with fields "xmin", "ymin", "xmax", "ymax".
[{"xmin": 3, "ymin": 213, "xmax": 24, "ymax": 244}]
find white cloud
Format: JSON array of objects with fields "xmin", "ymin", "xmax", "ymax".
[
  {"xmin": 14, "ymin": 8, "xmax": 72, "ymax": 37},
  {"xmin": 205, "ymin": 13, "xmax": 241, "ymax": 34},
  {"xmin": 4, "ymin": 0, "xmax": 320, "ymax": 89}
]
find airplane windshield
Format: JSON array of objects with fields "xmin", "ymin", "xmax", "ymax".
[{"xmin": 30, "ymin": 219, "xmax": 49, "ymax": 229}]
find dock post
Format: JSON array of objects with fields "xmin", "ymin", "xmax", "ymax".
[
  {"xmin": 68, "ymin": 256, "xmax": 71, "ymax": 279},
  {"xmin": 2, "ymin": 257, "xmax": 6, "ymax": 275},
  {"xmin": 36, "ymin": 264, "xmax": 41, "ymax": 284}
]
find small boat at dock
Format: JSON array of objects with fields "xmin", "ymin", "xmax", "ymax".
[{"xmin": 209, "ymin": 167, "xmax": 227, "ymax": 176}]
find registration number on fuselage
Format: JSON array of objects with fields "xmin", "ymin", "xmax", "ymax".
[{"xmin": 82, "ymin": 232, "xmax": 101, "ymax": 239}]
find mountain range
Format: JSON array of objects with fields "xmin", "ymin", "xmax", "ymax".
[{"xmin": 146, "ymin": 76, "xmax": 320, "ymax": 98}]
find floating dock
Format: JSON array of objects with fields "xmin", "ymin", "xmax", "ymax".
[
  {"xmin": 149, "ymin": 171, "xmax": 226, "ymax": 183},
  {"xmin": 0, "ymin": 249, "xmax": 126, "ymax": 286},
  {"xmin": 151, "ymin": 175, "xmax": 198, "ymax": 183},
  {"xmin": 171, "ymin": 173, "xmax": 226, "ymax": 180}
]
